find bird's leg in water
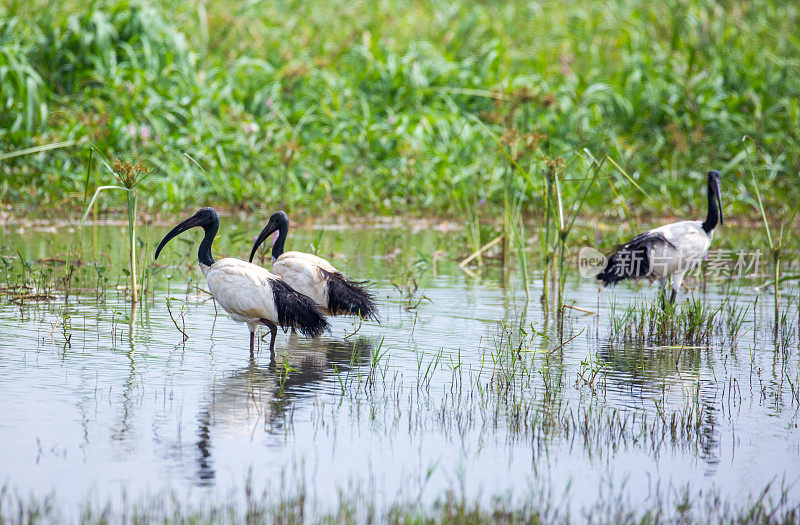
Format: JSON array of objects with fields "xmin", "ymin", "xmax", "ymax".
[
  {"xmin": 669, "ymin": 271, "xmax": 685, "ymax": 307},
  {"xmin": 249, "ymin": 331, "xmax": 255, "ymax": 358},
  {"xmin": 658, "ymin": 279, "xmax": 668, "ymax": 311},
  {"xmin": 260, "ymin": 319, "xmax": 278, "ymax": 361}
]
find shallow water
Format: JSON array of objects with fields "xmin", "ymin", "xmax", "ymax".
[{"xmin": 1, "ymin": 221, "xmax": 799, "ymax": 516}]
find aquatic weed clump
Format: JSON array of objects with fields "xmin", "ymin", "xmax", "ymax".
[
  {"xmin": 609, "ymin": 297, "xmax": 725, "ymax": 348},
  {"xmin": 3, "ymin": 462, "xmax": 799, "ymax": 523}
]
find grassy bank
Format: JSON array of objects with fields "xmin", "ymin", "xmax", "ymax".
[
  {"xmin": 2, "ymin": 479, "xmax": 798, "ymax": 524},
  {"xmin": 1, "ymin": 0, "xmax": 799, "ymax": 221}
]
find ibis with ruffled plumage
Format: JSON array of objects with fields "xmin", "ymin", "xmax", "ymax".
[{"xmin": 249, "ymin": 211, "xmax": 379, "ymax": 322}]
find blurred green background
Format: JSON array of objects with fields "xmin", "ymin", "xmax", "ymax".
[{"xmin": 1, "ymin": 0, "xmax": 798, "ymax": 219}]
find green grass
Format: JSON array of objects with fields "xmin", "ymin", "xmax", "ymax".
[
  {"xmin": 1, "ymin": 478, "xmax": 798, "ymax": 524},
  {"xmin": 1, "ymin": 0, "xmax": 799, "ymax": 221}
]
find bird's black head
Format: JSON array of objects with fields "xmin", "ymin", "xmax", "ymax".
[
  {"xmin": 155, "ymin": 207, "xmax": 220, "ymax": 264},
  {"xmin": 708, "ymin": 170, "xmax": 723, "ymax": 225},
  {"xmin": 249, "ymin": 211, "xmax": 290, "ymax": 263}
]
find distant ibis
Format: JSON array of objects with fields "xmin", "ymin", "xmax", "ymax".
[
  {"xmin": 597, "ymin": 170, "xmax": 723, "ymax": 306},
  {"xmin": 249, "ymin": 211, "xmax": 379, "ymax": 322},
  {"xmin": 154, "ymin": 208, "xmax": 329, "ymax": 359}
]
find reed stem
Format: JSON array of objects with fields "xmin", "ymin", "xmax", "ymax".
[{"xmin": 127, "ymin": 189, "xmax": 138, "ymax": 304}]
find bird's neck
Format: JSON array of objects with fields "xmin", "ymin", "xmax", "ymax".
[
  {"xmin": 272, "ymin": 224, "xmax": 288, "ymax": 260},
  {"xmin": 701, "ymin": 180, "xmax": 719, "ymax": 234},
  {"xmin": 198, "ymin": 221, "xmax": 218, "ymax": 266}
]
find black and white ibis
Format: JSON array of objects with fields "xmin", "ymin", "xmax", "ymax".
[
  {"xmin": 248, "ymin": 211, "xmax": 379, "ymax": 322},
  {"xmin": 154, "ymin": 208, "xmax": 329, "ymax": 358},
  {"xmin": 597, "ymin": 170, "xmax": 723, "ymax": 306}
]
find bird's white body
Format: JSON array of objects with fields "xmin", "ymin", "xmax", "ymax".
[
  {"xmin": 643, "ymin": 220, "xmax": 714, "ymax": 294},
  {"xmin": 271, "ymin": 251, "xmax": 336, "ymax": 313},
  {"xmin": 155, "ymin": 207, "xmax": 329, "ymax": 358},
  {"xmin": 597, "ymin": 170, "xmax": 722, "ymax": 306},
  {"xmin": 647, "ymin": 221, "xmax": 713, "ymax": 277},
  {"xmin": 250, "ymin": 210, "xmax": 378, "ymax": 321},
  {"xmin": 201, "ymin": 258, "xmax": 280, "ymax": 333}
]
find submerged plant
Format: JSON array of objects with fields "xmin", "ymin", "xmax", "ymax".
[{"xmin": 608, "ymin": 294, "xmax": 725, "ymax": 347}]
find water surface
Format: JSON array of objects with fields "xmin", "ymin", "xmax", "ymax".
[{"xmin": 1, "ymin": 221, "xmax": 798, "ymax": 516}]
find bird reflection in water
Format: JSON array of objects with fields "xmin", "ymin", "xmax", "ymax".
[
  {"xmin": 195, "ymin": 335, "xmax": 373, "ymax": 485},
  {"xmin": 596, "ymin": 342, "xmax": 721, "ymax": 472}
]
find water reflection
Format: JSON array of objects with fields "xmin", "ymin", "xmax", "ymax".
[
  {"xmin": 194, "ymin": 336, "xmax": 373, "ymax": 485},
  {"xmin": 1, "ymin": 222, "xmax": 798, "ymax": 510},
  {"xmin": 597, "ymin": 342, "xmax": 721, "ymax": 472},
  {"xmin": 112, "ymin": 302, "xmax": 139, "ymax": 443}
]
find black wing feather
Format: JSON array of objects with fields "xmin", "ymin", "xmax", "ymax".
[
  {"xmin": 321, "ymin": 269, "xmax": 380, "ymax": 322},
  {"xmin": 269, "ymin": 279, "xmax": 330, "ymax": 337},
  {"xmin": 596, "ymin": 231, "xmax": 676, "ymax": 286}
]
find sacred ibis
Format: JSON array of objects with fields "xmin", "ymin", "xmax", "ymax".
[
  {"xmin": 154, "ymin": 208, "xmax": 329, "ymax": 359},
  {"xmin": 248, "ymin": 211, "xmax": 379, "ymax": 322},
  {"xmin": 596, "ymin": 170, "xmax": 723, "ymax": 306}
]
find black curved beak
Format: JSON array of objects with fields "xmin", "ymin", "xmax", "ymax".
[
  {"xmin": 249, "ymin": 221, "xmax": 278, "ymax": 263},
  {"xmin": 715, "ymin": 176, "xmax": 723, "ymax": 225},
  {"xmin": 154, "ymin": 213, "xmax": 205, "ymax": 260}
]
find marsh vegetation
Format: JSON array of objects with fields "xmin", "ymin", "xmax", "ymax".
[
  {"xmin": 1, "ymin": 0, "xmax": 800, "ymax": 522},
  {"xmin": 1, "ymin": 0, "xmax": 799, "ymax": 219},
  {"xmin": 1, "ymin": 221, "xmax": 799, "ymax": 523}
]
